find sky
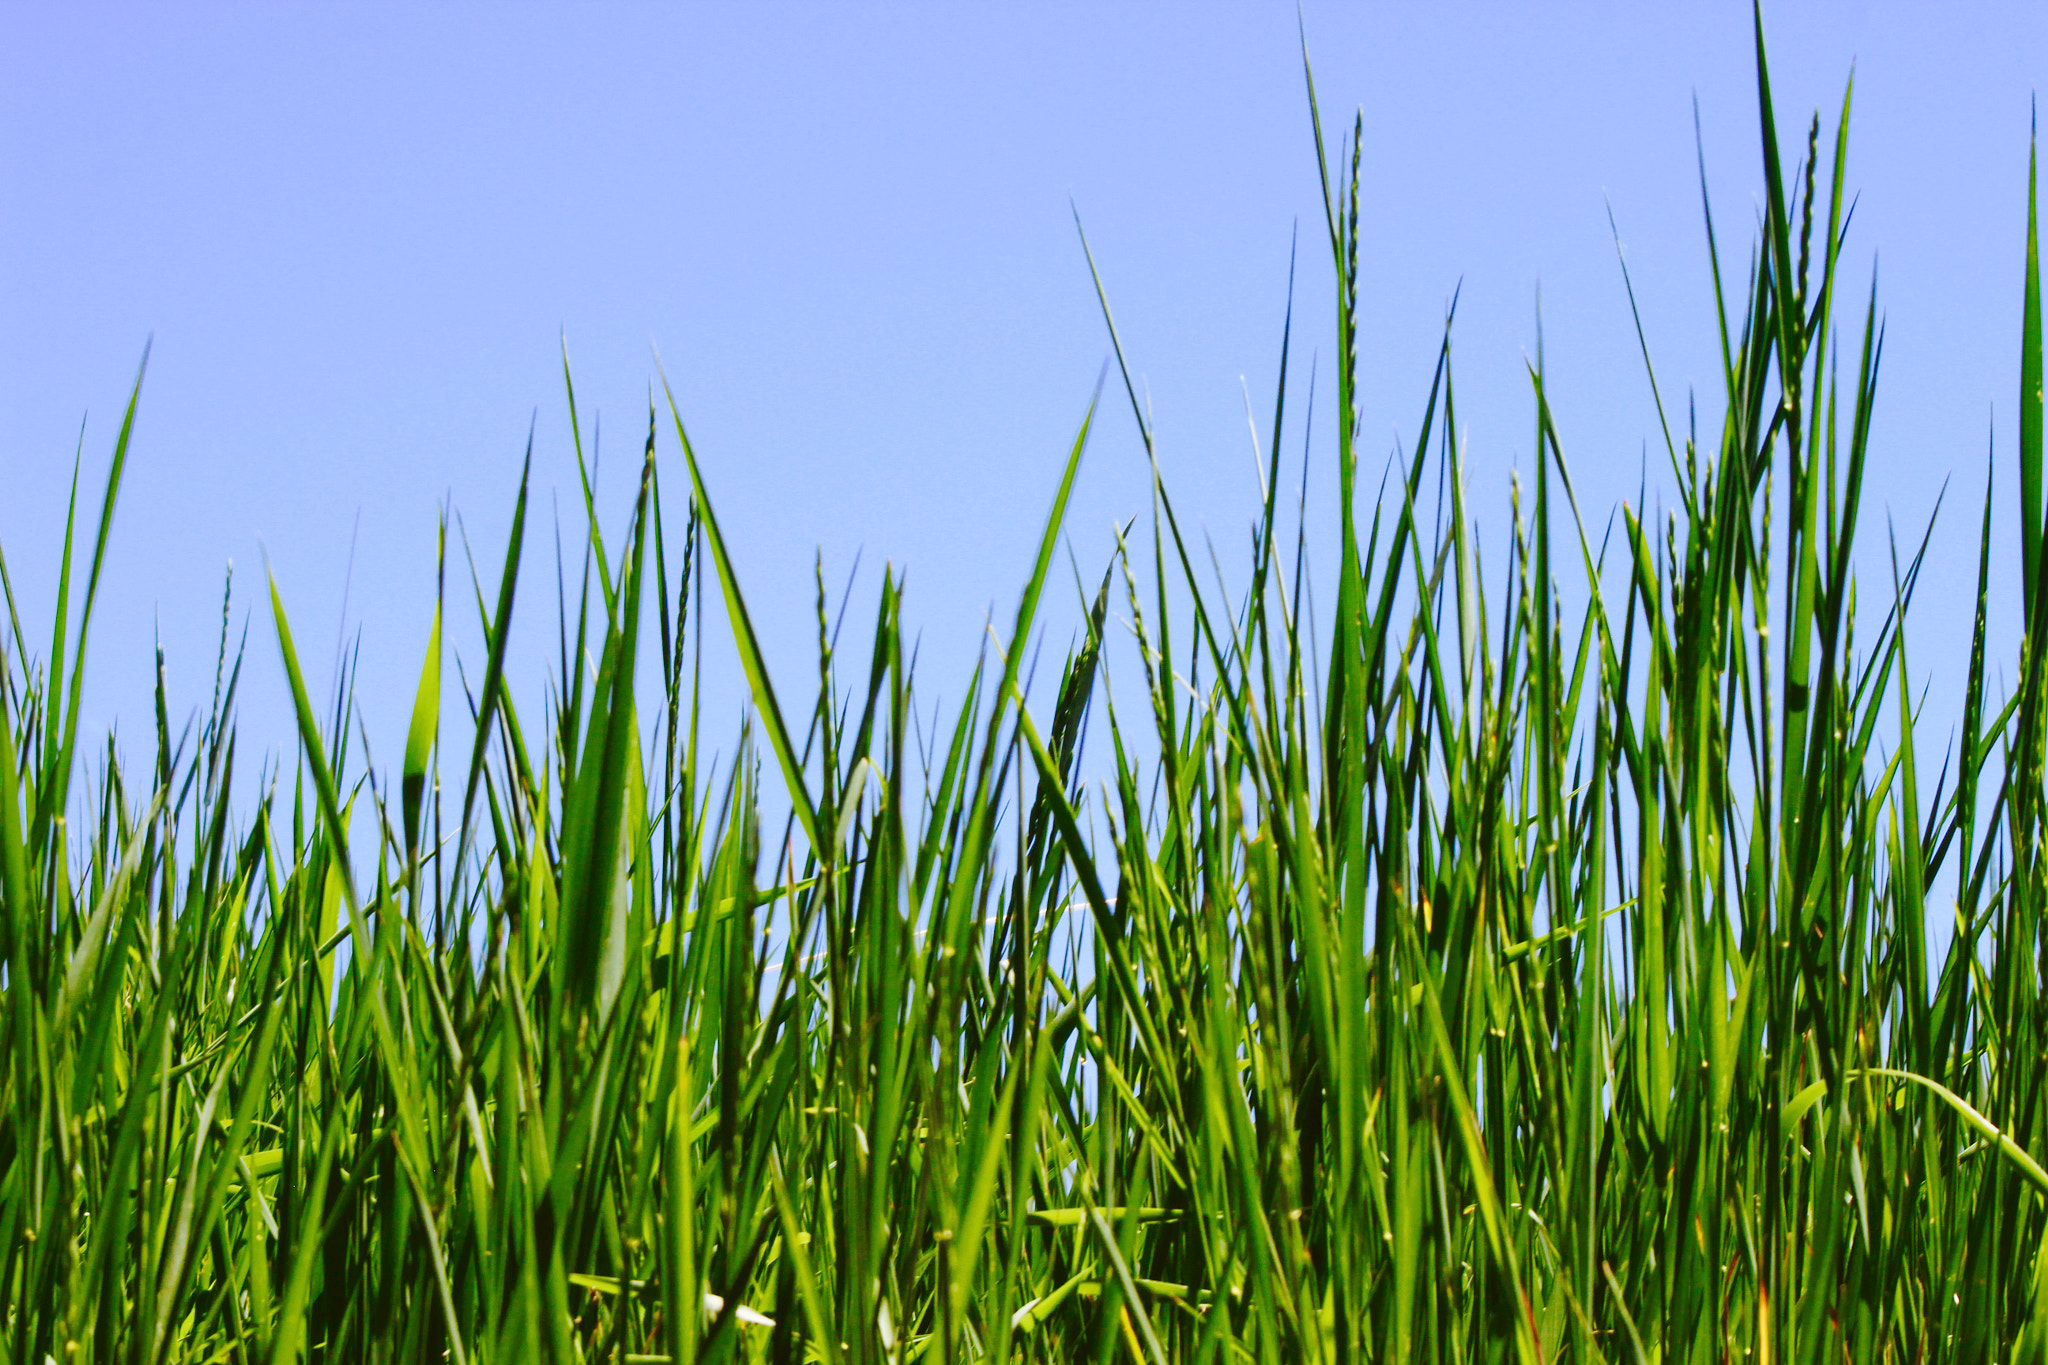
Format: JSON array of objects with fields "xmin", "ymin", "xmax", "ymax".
[{"xmin": 3, "ymin": 2, "xmax": 2043, "ymax": 819}]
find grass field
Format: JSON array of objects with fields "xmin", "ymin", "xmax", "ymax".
[{"xmin": 7, "ymin": 15, "xmax": 2048, "ymax": 1363}]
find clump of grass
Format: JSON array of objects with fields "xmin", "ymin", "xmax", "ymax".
[{"xmin": 5, "ymin": 13, "xmax": 2048, "ymax": 1363}]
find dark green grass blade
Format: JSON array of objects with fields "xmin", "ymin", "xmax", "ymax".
[
  {"xmin": 36, "ymin": 344, "xmax": 147, "ymax": 856},
  {"xmin": 454, "ymin": 433, "xmax": 533, "ymax": 891},
  {"xmin": 2024, "ymin": 102, "xmax": 2043, "ymax": 617},
  {"xmin": 556, "ymin": 431, "xmax": 655, "ymax": 1029}
]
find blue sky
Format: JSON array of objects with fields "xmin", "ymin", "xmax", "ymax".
[{"xmin": 3, "ymin": 2, "xmax": 2043, "ymax": 795}]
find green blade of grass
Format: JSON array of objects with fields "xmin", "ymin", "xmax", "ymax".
[{"xmin": 2024, "ymin": 102, "xmax": 2043, "ymax": 618}]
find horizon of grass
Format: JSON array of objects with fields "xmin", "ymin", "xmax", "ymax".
[{"xmin": 6, "ymin": 10, "xmax": 2048, "ymax": 1363}]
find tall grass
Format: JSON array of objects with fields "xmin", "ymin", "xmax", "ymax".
[{"xmin": 6, "ymin": 15, "xmax": 2048, "ymax": 1362}]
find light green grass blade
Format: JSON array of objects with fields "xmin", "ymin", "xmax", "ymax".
[
  {"xmin": 402, "ymin": 599, "xmax": 441, "ymax": 861},
  {"xmin": 662, "ymin": 372, "xmax": 822, "ymax": 858}
]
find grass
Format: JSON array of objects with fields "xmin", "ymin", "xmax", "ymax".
[{"xmin": 6, "ymin": 11, "xmax": 2048, "ymax": 1362}]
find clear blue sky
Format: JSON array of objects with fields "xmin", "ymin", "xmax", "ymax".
[{"xmin": 3, "ymin": 3, "xmax": 2042, "ymax": 795}]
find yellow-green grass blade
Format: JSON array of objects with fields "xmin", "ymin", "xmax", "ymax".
[
  {"xmin": 662, "ymin": 372, "xmax": 822, "ymax": 859},
  {"xmin": 402, "ymin": 600, "xmax": 441, "ymax": 861}
]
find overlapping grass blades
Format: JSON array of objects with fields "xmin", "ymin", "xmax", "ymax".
[{"xmin": 7, "ymin": 13, "xmax": 2048, "ymax": 1361}]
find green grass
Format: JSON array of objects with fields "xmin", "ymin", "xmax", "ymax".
[{"xmin": 6, "ymin": 13, "xmax": 2048, "ymax": 1362}]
